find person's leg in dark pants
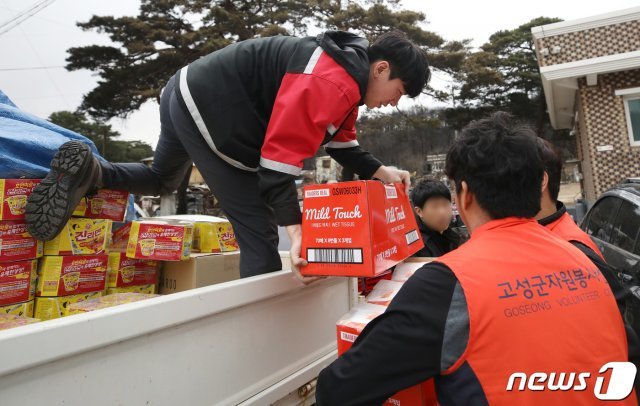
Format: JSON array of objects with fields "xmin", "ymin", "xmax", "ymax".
[
  {"xmin": 26, "ymin": 75, "xmax": 194, "ymax": 240},
  {"xmin": 166, "ymin": 90, "xmax": 283, "ymax": 278},
  {"xmin": 100, "ymin": 75, "xmax": 193, "ymax": 196}
]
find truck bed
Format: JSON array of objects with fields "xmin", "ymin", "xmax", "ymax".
[{"xmin": 0, "ymin": 271, "xmax": 356, "ymax": 405}]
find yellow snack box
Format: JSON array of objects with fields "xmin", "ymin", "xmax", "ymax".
[
  {"xmin": 73, "ymin": 189, "xmax": 129, "ymax": 222},
  {"xmin": 126, "ymin": 220, "xmax": 193, "ymax": 261},
  {"xmin": 44, "ymin": 218, "xmax": 112, "ymax": 256},
  {"xmin": 37, "ymin": 255, "xmax": 108, "ymax": 297},
  {"xmin": 34, "ymin": 291, "xmax": 102, "ymax": 320},
  {"xmin": 0, "ymin": 300, "xmax": 35, "ymax": 317},
  {"xmin": 0, "ymin": 313, "xmax": 40, "ymax": 330},
  {"xmin": 106, "ymin": 284, "xmax": 156, "ymax": 295},
  {"xmin": 67, "ymin": 292, "xmax": 159, "ymax": 315},
  {"xmin": 0, "ymin": 179, "xmax": 40, "ymax": 220},
  {"xmin": 0, "ymin": 260, "xmax": 38, "ymax": 306},
  {"xmin": 0, "ymin": 221, "xmax": 43, "ymax": 262},
  {"xmin": 193, "ymin": 221, "xmax": 239, "ymax": 253},
  {"xmin": 107, "ymin": 252, "xmax": 159, "ymax": 288}
]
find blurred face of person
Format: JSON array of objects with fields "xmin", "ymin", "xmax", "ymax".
[{"xmin": 415, "ymin": 196, "xmax": 453, "ymax": 233}]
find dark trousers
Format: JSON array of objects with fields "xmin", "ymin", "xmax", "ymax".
[{"xmin": 100, "ymin": 76, "xmax": 282, "ymax": 278}]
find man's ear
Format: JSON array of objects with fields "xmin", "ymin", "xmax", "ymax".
[
  {"xmin": 414, "ymin": 206, "xmax": 422, "ymax": 216},
  {"xmin": 459, "ymin": 181, "xmax": 472, "ymax": 211},
  {"xmin": 374, "ymin": 60, "xmax": 389, "ymax": 77},
  {"xmin": 541, "ymin": 171, "xmax": 549, "ymax": 193}
]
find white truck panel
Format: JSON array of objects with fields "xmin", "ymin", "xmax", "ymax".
[{"xmin": 0, "ymin": 271, "xmax": 355, "ymax": 406}]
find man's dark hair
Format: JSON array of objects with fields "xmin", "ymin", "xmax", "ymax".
[
  {"xmin": 368, "ymin": 30, "xmax": 430, "ymax": 98},
  {"xmin": 445, "ymin": 111, "xmax": 544, "ymax": 219},
  {"xmin": 536, "ymin": 138, "xmax": 563, "ymax": 202},
  {"xmin": 410, "ymin": 177, "xmax": 451, "ymax": 209}
]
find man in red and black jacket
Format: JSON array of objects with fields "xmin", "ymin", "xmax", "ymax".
[{"xmin": 26, "ymin": 31, "xmax": 430, "ymax": 279}]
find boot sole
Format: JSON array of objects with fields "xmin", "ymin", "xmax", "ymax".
[{"xmin": 25, "ymin": 141, "xmax": 96, "ymax": 241}]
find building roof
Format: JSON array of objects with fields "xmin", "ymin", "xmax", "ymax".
[{"xmin": 532, "ymin": 7, "xmax": 640, "ymax": 129}]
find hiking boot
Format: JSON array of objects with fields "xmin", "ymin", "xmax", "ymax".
[{"xmin": 25, "ymin": 141, "xmax": 103, "ymax": 241}]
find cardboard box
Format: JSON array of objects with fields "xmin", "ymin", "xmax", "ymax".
[
  {"xmin": 279, "ymin": 251, "xmax": 291, "ymax": 270},
  {"xmin": 126, "ymin": 219, "xmax": 193, "ymax": 261},
  {"xmin": 192, "ymin": 221, "xmax": 238, "ymax": 253},
  {"xmin": 365, "ymin": 280, "xmax": 404, "ymax": 306},
  {"xmin": 0, "ymin": 260, "xmax": 37, "ymax": 306},
  {"xmin": 301, "ymin": 181, "xmax": 423, "ymax": 277},
  {"xmin": 67, "ymin": 292, "xmax": 158, "ymax": 315},
  {"xmin": 391, "ymin": 259, "xmax": 434, "ymax": 283},
  {"xmin": 107, "ymin": 252, "xmax": 159, "ymax": 288},
  {"xmin": 0, "ymin": 313, "xmax": 40, "ymax": 330},
  {"xmin": 0, "ymin": 179, "xmax": 40, "ymax": 221},
  {"xmin": 159, "ymin": 215, "xmax": 239, "ymax": 253},
  {"xmin": 44, "ymin": 218, "xmax": 112, "ymax": 256},
  {"xmin": 37, "ymin": 255, "xmax": 108, "ymax": 296},
  {"xmin": 336, "ymin": 303, "xmax": 387, "ymax": 355},
  {"xmin": 110, "ymin": 222, "xmax": 131, "ymax": 252},
  {"xmin": 73, "ymin": 189, "xmax": 129, "ymax": 222},
  {"xmin": 34, "ymin": 291, "xmax": 102, "ymax": 320},
  {"xmin": 160, "ymin": 252, "xmax": 240, "ymax": 294},
  {"xmin": 106, "ymin": 284, "xmax": 156, "ymax": 295},
  {"xmin": 0, "ymin": 300, "xmax": 34, "ymax": 317},
  {"xmin": 336, "ymin": 303, "xmax": 437, "ymax": 406},
  {"xmin": 358, "ymin": 269, "xmax": 393, "ymax": 295},
  {"xmin": 0, "ymin": 221, "xmax": 43, "ymax": 262}
]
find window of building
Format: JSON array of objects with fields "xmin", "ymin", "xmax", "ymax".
[{"xmin": 615, "ymin": 87, "xmax": 640, "ymax": 147}]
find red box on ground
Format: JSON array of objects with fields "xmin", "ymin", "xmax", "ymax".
[
  {"xmin": 336, "ymin": 302, "xmax": 438, "ymax": 406},
  {"xmin": 301, "ymin": 181, "xmax": 423, "ymax": 277}
]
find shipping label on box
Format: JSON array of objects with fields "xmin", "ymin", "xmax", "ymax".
[
  {"xmin": 44, "ymin": 218, "xmax": 112, "ymax": 256},
  {"xmin": 160, "ymin": 252, "xmax": 240, "ymax": 294},
  {"xmin": 37, "ymin": 255, "xmax": 108, "ymax": 296},
  {"xmin": 107, "ymin": 252, "xmax": 159, "ymax": 288},
  {"xmin": 73, "ymin": 189, "xmax": 129, "ymax": 222},
  {"xmin": 0, "ymin": 179, "xmax": 40, "ymax": 221},
  {"xmin": 0, "ymin": 221, "xmax": 43, "ymax": 262},
  {"xmin": 0, "ymin": 300, "xmax": 34, "ymax": 317},
  {"xmin": 301, "ymin": 181, "xmax": 423, "ymax": 277},
  {"xmin": 127, "ymin": 220, "xmax": 193, "ymax": 261},
  {"xmin": 106, "ymin": 284, "xmax": 156, "ymax": 295},
  {"xmin": 0, "ymin": 260, "xmax": 37, "ymax": 306},
  {"xmin": 34, "ymin": 291, "xmax": 102, "ymax": 320}
]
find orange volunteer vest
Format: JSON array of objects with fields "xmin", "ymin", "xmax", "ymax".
[
  {"xmin": 546, "ymin": 211, "xmax": 604, "ymax": 260},
  {"xmin": 437, "ymin": 218, "xmax": 634, "ymax": 405}
]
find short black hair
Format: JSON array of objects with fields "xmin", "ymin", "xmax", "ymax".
[
  {"xmin": 536, "ymin": 138, "xmax": 562, "ymax": 202},
  {"xmin": 368, "ymin": 30, "xmax": 430, "ymax": 98},
  {"xmin": 410, "ymin": 177, "xmax": 451, "ymax": 209},
  {"xmin": 445, "ymin": 111, "xmax": 543, "ymax": 219}
]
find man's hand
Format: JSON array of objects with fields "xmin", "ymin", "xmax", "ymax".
[
  {"xmin": 373, "ymin": 165, "xmax": 411, "ymax": 193},
  {"xmin": 286, "ymin": 224, "xmax": 323, "ymax": 285}
]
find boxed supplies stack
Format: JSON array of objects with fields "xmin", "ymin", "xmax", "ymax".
[
  {"xmin": 335, "ymin": 258, "xmax": 437, "ymax": 406},
  {"xmin": 33, "ymin": 189, "xmax": 127, "ymax": 320},
  {"xmin": 301, "ymin": 181, "xmax": 423, "ymax": 277},
  {"xmin": 0, "ymin": 179, "xmax": 42, "ymax": 317}
]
